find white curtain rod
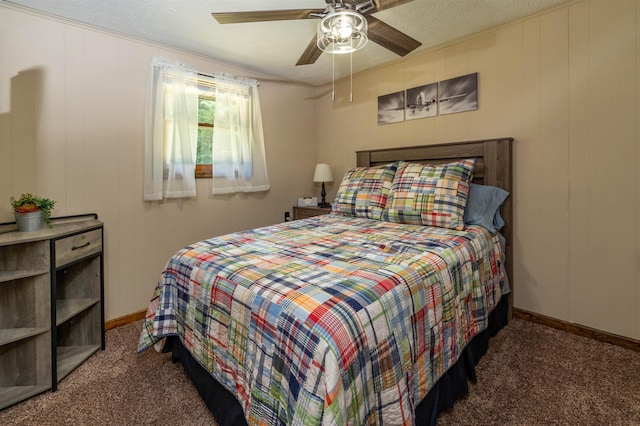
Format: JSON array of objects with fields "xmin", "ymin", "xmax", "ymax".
[{"xmin": 197, "ymin": 71, "xmax": 260, "ymax": 87}]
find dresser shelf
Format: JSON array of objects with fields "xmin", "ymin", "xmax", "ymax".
[
  {"xmin": 0, "ymin": 385, "xmax": 52, "ymax": 410},
  {"xmin": 0, "ymin": 327, "xmax": 50, "ymax": 345},
  {"xmin": 0, "ymin": 269, "xmax": 49, "ymax": 283}
]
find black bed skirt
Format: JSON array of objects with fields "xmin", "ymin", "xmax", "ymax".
[{"xmin": 163, "ymin": 296, "xmax": 509, "ymax": 426}]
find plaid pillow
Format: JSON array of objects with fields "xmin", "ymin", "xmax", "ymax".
[
  {"xmin": 384, "ymin": 159, "xmax": 476, "ymax": 230},
  {"xmin": 332, "ymin": 162, "xmax": 399, "ymax": 220}
]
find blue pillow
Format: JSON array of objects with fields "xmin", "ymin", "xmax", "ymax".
[{"xmin": 463, "ymin": 183, "xmax": 509, "ymax": 233}]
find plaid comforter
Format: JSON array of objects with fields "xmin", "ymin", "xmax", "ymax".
[{"xmin": 138, "ymin": 214, "xmax": 505, "ymax": 425}]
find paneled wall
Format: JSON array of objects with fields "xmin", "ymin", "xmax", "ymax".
[
  {"xmin": 318, "ymin": 0, "xmax": 640, "ymax": 340},
  {"xmin": 0, "ymin": 5, "xmax": 318, "ymax": 321}
]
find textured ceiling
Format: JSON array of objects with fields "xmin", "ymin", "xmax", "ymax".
[{"xmin": 3, "ymin": 0, "xmax": 573, "ymax": 86}]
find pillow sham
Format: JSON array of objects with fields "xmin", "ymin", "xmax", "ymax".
[
  {"xmin": 384, "ymin": 159, "xmax": 475, "ymax": 230},
  {"xmin": 332, "ymin": 162, "xmax": 399, "ymax": 220},
  {"xmin": 463, "ymin": 183, "xmax": 509, "ymax": 233}
]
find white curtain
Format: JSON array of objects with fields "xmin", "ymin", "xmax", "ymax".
[
  {"xmin": 144, "ymin": 57, "xmax": 198, "ymax": 200},
  {"xmin": 211, "ymin": 73, "xmax": 270, "ymax": 194}
]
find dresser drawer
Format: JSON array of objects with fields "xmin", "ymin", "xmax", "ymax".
[
  {"xmin": 293, "ymin": 206, "xmax": 332, "ymax": 220},
  {"xmin": 55, "ymin": 229, "xmax": 102, "ymax": 268}
]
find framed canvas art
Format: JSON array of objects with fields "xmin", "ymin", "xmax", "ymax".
[
  {"xmin": 438, "ymin": 73, "xmax": 478, "ymax": 115},
  {"xmin": 377, "ymin": 91, "xmax": 405, "ymax": 124},
  {"xmin": 405, "ymin": 82, "xmax": 438, "ymax": 120}
]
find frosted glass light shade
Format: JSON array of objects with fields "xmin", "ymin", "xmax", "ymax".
[{"xmin": 317, "ymin": 9, "xmax": 368, "ymax": 54}]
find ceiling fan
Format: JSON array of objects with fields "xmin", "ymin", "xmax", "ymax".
[{"xmin": 211, "ymin": 0, "xmax": 422, "ymax": 66}]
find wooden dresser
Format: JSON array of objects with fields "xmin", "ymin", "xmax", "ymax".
[{"xmin": 0, "ymin": 214, "xmax": 104, "ymax": 410}]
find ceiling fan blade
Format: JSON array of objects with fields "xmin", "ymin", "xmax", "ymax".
[
  {"xmin": 296, "ymin": 35, "xmax": 323, "ymax": 66},
  {"xmin": 212, "ymin": 9, "xmax": 325, "ymax": 24},
  {"xmin": 373, "ymin": 0, "xmax": 416, "ymax": 12},
  {"xmin": 366, "ymin": 15, "xmax": 421, "ymax": 56}
]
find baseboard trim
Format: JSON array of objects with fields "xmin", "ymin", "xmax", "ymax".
[
  {"xmin": 513, "ymin": 308, "xmax": 640, "ymax": 353},
  {"xmin": 105, "ymin": 309, "xmax": 146, "ymax": 331}
]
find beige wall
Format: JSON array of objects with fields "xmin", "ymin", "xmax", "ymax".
[
  {"xmin": 318, "ymin": 0, "xmax": 640, "ymax": 341},
  {"xmin": 0, "ymin": 5, "xmax": 319, "ymax": 321}
]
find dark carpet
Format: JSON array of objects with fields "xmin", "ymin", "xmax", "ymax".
[{"xmin": 1, "ymin": 318, "xmax": 639, "ymax": 425}]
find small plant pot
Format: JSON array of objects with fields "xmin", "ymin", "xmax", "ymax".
[{"xmin": 14, "ymin": 210, "xmax": 44, "ymax": 232}]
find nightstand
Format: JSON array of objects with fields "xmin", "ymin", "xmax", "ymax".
[{"xmin": 292, "ymin": 206, "xmax": 332, "ymax": 220}]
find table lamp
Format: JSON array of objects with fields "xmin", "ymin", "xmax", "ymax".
[{"xmin": 313, "ymin": 163, "xmax": 333, "ymax": 208}]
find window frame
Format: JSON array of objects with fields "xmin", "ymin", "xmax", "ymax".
[
  {"xmin": 195, "ymin": 163, "xmax": 212, "ymax": 178},
  {"xmin": 195, "ymin": 85, "xmax": 215, "ymax": 179}
]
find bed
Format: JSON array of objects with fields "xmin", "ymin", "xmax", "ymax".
[{"xmin": 138, "ymin": 137, "xmax": 514, "ymax": 425}]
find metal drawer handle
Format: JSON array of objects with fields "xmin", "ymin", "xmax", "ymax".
[{"xmin": 72, "ymin": 242, "xmax": 91, "ymax": 251}]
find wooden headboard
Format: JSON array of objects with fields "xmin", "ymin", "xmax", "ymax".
[{"xmin": 356, "ymin": 137, "xmax": 514, "ymax": 316}]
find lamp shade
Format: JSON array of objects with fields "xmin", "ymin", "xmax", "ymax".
[{"xmin": 313, "ymin": 163, "xmax": 333, "ymax": 183}]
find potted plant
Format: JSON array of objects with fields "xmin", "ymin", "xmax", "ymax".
[{"xmin": 10, "ymin": 193, "xmax": 56, "ymax": 231}]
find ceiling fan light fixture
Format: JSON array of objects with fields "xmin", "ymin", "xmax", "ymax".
[{"xmin": 317, "ymin": 9, "xmax": 368, "ymax": 54}]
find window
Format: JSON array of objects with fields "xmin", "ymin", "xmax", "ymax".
[
  {"xmin": 144, "ymin": 57, "xmax": 269, "ymax": 200},
  {"xmin": 194, "ymin": 79, "xmax": 250, "ymax": 182}
]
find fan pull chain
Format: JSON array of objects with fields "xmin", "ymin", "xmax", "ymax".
[
  {"xmin": 331, "ymin": 52, "xmax": 335, "ymax": 102},
  {"xmin": 350, "ymin": 49, "xmax": 353, "ymax": 103}
]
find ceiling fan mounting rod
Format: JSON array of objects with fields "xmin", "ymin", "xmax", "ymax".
[
  {"xmin": 354, "ymin": 1, "xmax": 376, "ymax": 14},
  {"xmin": 322, "ymin": 0, "xmax": 376, "ymax": 15}
]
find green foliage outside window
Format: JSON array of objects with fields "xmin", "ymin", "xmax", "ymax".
[{"xmin": 196, "ymin": 98, "xmax": 215, "ymax": 164}]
